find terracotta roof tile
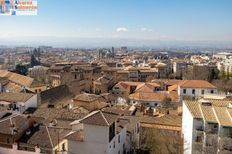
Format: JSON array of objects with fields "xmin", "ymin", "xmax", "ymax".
[{"xmin": 80, "ymin": 111, "xmax": 118, "ymax": 126}]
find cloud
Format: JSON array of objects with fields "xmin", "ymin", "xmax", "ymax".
[
  {"xmin": 141, "ymin": 27, "xmax": 153, "ymax": 32},
  {"xmin": 116, "ymin": 27, "xmax": 128, "ymax": 32}
]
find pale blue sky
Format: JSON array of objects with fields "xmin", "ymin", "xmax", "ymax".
[{"xmin": 0, "ymin": 0, "xmax": 232, "ymax": 46}]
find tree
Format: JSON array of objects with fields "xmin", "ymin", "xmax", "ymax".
[
  {"xmin": 15, "ymin": 64, "xmax": 28, "ymax": 75},
  {"xmin": 30, "ymin": 54, "xmax": 40, "ymax": 67},
  {"xmin": 140, "ymin": 127, "xmax": 183, "ymax": 154},
  {"xmin": 161, "ymin": 97, "xmax": 172, "ymax": 108}
]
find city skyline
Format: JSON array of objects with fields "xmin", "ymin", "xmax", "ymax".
[{"xmin": 0, "ymin": 0, "xmax": 232, "ymax": 47}]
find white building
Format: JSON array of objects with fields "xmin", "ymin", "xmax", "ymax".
[
  {"xmin": 213, "ymin": 52, "xmax": 232, "ymax": 60},
  {"xmin": 0, "ymin": 92, "xmax": 37, "ymax": 114},
  {"xmin": 217, "ymin": 59, "xmax": 232, "ymax": 73},
  {"xmin": 173, "ymin": 61, "xmax": 190, "ymax": 77},
  {"xmin": 182, "ymin": 99, "xmax": 232, "ymax": 154},
  {"xmin": 67, "ymin": 110, "xmax": 140, "ymax": 154},
  {"xmin": 177, "ymin": 80, "xmax": 217, "ymax": 99}
]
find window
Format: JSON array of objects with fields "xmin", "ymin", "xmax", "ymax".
[
  {"xmin": 192, "ymin": 89, "xmax": 195, "ymax": 95},
  {"xmin": 113, "ymin": 141, "xmax": 115, "ymax": 148},
  {"xmin": 118, "ymin": 135, "xmax": 120, "ymax": 143},
  {"xmin": 183, "ymin": 89, "xmax": 186, "ymax": 94},
  {"xmin": 62, "ymin": 143, "xmax": 66, "ymax": 151},
  {"xmin": 211, "ymin": 90, "xmax": 214, "ymax": 94},
  {"xmin": 201, "ymin": 90, "xmax": 204, "ymax": 95},
  {"xmin": 109, "ymin": 122, "xmax": 115, "ymax": 142},
  {"xmin": 137, "ymin": 123, "xmax": 140, "ymax": 133},
  {"xmin": 118, "ymin": 150, "xmax": 120, "ymax": 154}
]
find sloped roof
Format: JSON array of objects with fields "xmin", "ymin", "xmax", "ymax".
[
  {"xmin": 74, "ymin": 93, "xmax": 100, "ymax": 102},
  {"xmin": 65, "ymin": 130, "xmax": 84, "ymax": 142},
  {"xmin": 0, "ymin": 114, "xmax": 29, "ymax": 135},
  {"xmin": 129, "ymin": 92, "xmax": 179, "ymax": 103},
  {"xmin": 80, "ymin": 111, "xmax": 118, "ymax": 126},
  {"xmin": 114, "ymin": 81, "xmax": 143, "ymax": 90},
  {"xmin": 19, "ymin": 126, "xmax": 70, "ymax": 149},
  {"xmin": 0, "ymin": 92, "xmax": 34, "ymax": 102},
  {"xmin": 0, "ymin": 70, "xmax": 34, "ymax": 87},
  {"xmin": 179, "ymin": 80, "xmax": 216, "ymax": 89},
  {"xmin": 184, "ymin": 100, "xmax": 232, "ymax": 127},
  {"xmin": 135, "ymin": 83, "xmax": 160, "ymax": 93},
  {"xmin": 32, "ymin": 108, "xmax": 86, "ymax": 121}
]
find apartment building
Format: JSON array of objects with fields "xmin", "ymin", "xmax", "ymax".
[
  {"xmin": 68, "ymin": 110, "xmax": 140, "ymax": 154},
  {"xmin": 182, "ymin": 99, "xmax": 232, "ymax": 154}
]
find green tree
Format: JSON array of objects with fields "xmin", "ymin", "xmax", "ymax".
[
  {"xmin": 15, "ymin": 64, "xmax": 28, "ymax": 75},
  {"xmin": 30, "ymin": 54, "xmax": 40, "ymax": 67},
  {"xmin": 161, "ymin": 97, "xmax": 172, "ymax": 108}
]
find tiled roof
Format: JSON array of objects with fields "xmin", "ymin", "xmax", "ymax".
[
  {"xmin": 74, "ymin": 100, "xmax": 108, "ymax": 112},
  {"xmin": 140, "ymin": 114, "xmax": 182, "ymax": 127},
  {"xmin": 179, "ymin": 80, "xmax": 216, "ymax": 89},
  {"xmin": 0, "ymin": 70, "xmax": 34, "ymax": 87},
  {"xmin": 129, "ymin": 92, "xmax": 179, "ymax": 103},
  {"xmin": 135, "ymin": 83, "xmax": 160, "ymax": 93},
  {"xmin": 184, "ymin": 100, "xmax": 232, "ymax": 127},
  {"xmin": 0, "ymin": 114, "xmax": 29, "ymax": 135},
  {"xmin": 40, "ymin": 85, "xmax": 74, "ymax": 104},
  {"xmin": 213, "ymin": 107, "xmax": 232, "ymax": 126},
  {"xmin": 201, "ymin": 105, "xmax": 217, "ymax": 123},
  {"xmin": 80, "ymin": 111, "xmax": 118, "ymax": 126},
  {"xmin": 32, "ymin": 108, "xmax": 86, "ymax": 120},
  {"xmin": 65, "ymin": 130, "xmax": 84, "ymax": 142},
  {"xmin": 74, "ymin": 93, "xmax": 100, "ymax": 102},
  {"xmin": 0, "ymin": 92, "xmax": 34, "ymax": 102},
  {"xmin": 102, "ymin": 105, "xmax": 132, "ymax": 116},
  {"xmin": 4, "ymin": 82, "xmax": 22, "ymax": 93},
  {"xmin": 19, "ymin": 126, "xmax": 70, "ymax": 149},
  {"xmin": 184, "ymin": 100, "xmax": 202, "ymax": 118}
]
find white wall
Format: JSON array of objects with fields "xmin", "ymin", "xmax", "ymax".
[
  {"xmin": 108, "ymin": 126, "xmax": 127, "ymax": 154},
  {"xmin": 182, "ymin": 103, "xmax": 194, "ymax": 154},
  {"xmin": 84, "ymin": 124, "xmax": 109, "ymax": 144},
  {"xmin": 67, "ymin": 122, "xmax": 129, "ymax": 154},
  {"xmin": 179, "ymin": 87, "xmax": 217, "ymax": 98},
  {"xmin": 17, "ymin": 95, "xmax": 37, "ymax": 113}
]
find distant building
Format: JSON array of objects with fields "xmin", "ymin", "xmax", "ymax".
[
  {"xmin": 28, "ymin": 66, "xmax": 49, "ymax": 83},
  {"xmin": 213, "ymin": 52, "xmax": 232, "ymax": 60}
]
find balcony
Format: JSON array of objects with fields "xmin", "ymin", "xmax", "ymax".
[
  {"xmin": 204, "ymin": 133, "xmax": 218, "ymax": 147},
  {"xmin": 195, "ymin": 126, "xmax": 204, "ymax": 132},
  {"xmin": 205, "ymin": 123, "xmax": 218, "ymax": 134},
  {"xmin": 219, "ymin": 137, "xmax": 232, "ymax": 152}
]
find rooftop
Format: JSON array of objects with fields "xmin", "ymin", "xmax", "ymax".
[
  {"xmin": 184, "ymin": 100, "xmax": 232, "ymax": 127},
  {"xmin": 0, "ymin": 92, "xmax": 34, "ymax": 102},
  {"xmin": 80, "ymin": 110, "xmax": 118, "ymax": 126}
]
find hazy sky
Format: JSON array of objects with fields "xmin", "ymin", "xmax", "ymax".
[{"xmin": 1, "ymin": 0, "xmax": 232, "ymax": 46}]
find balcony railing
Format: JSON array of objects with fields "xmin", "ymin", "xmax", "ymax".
[
  {"xmin": 195, "ymin": 126, "xmax": 204, "ymax": 131},
  {"xmin": 205, "ymin": 128, "xmax": 218, "ymax": 134},
  {"xmin": 204, "ymin": 133, "xmax": 218, "ymax": 147},
  {"xmin": 219, "ymin": 137, "xmax": 232, "ymax": 151}
]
